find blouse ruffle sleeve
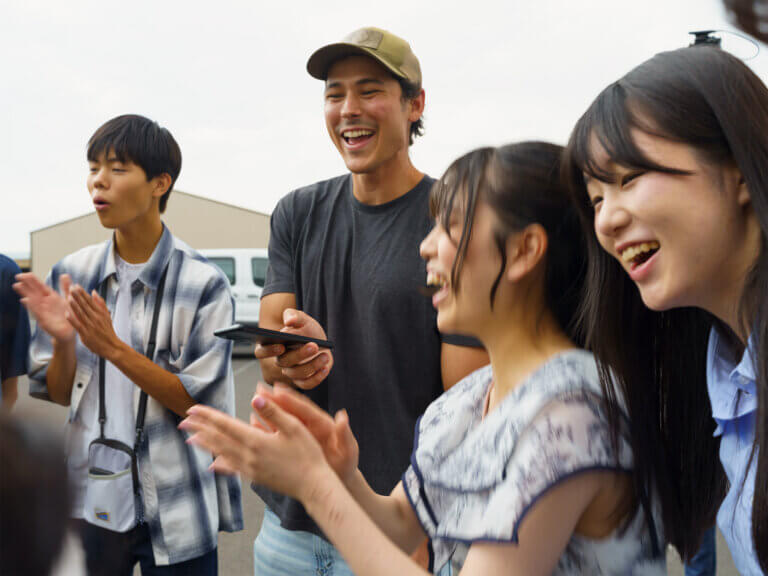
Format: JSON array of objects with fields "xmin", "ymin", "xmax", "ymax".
[{"xmin": 401, "ymin": 351, "xmax": 637, "ymax": 572}]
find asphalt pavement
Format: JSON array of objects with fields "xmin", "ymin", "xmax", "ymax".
[{"xmin": 13, "ymin": 358, "xmax": 739, "ymax": 575}]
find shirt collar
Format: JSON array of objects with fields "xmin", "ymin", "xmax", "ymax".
[
  {"xmin": 707, "ymin": 328, "xmax": 758, "ymax": 435},
  {"xmin": 735, "ymin": 333, "xmax": 757, "ymax": 385},
  {"xmin": 98, "ymin": 225, "xmax": 174, "ymax": 290}
]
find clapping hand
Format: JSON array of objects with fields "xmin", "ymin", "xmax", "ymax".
[
  {"xmin": 180, "ymin": 383, "xmax": 360, "ymax": 496},
  {"xmin": 256, "ymin": 383, "xmax": 359, "ymax": 484},
  {"xmin": 14, "ymin": 273, "xmax": 75, "ymax": 343},
  {"xmin": 65, "ymin": 285, "xmax": 122, "ymax": 359},
  {"xmin": 180, "ymin": 393, "xmax": 333, "ymax": 502}
]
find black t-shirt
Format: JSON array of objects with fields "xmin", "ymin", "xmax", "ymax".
[{"xmin": 257, "ymin": 174, "xmax": 479, "ymax": 535}]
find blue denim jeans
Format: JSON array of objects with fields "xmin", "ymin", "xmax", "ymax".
[
  {"xmin": 254, "ymin": 508, "xmax": 355, "ymax": 576},
  {"xmin": 685, "ymin": 526, "xmax": 716, "ymax": 576}
]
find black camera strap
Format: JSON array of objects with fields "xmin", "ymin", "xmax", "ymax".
[{"xmin": 97, "ymin": 263, "xmax": 169, "ymax": 444}]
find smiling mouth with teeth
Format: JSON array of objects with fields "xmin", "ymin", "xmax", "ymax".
[
  {"xmin": 342, "ymin": 129, "xmax": 374, "ymax": 145},
  {"xmin": 420, "ymin": 271, "xmax": 449, "ymax": 296},
  {"xmin": 620, "ymin": 241, "xmax": 660, "ymax": 266}
]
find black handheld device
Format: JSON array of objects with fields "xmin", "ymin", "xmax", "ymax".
[{"xmin": 214, "ymin": 323, "xmax": 334, "ymax": 349}]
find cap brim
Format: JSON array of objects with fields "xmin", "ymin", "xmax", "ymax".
[{"xmin": 306, "ymin": 43, "xmax": 407, "ymax": 81}]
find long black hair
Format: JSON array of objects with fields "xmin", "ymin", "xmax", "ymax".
[
  {"xmin": 565, "ymin": 45, "xmax": 768, "ymax": 567},
  {"xmin": 430, "ymin": 141, "xmax": 586, "ymax": 345}
]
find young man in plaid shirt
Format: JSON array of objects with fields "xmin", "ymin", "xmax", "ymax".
[{"xmin": 15, "ymin": 114, "xmax": 242, "ymax": 575}]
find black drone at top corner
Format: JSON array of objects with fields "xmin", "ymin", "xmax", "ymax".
[
  {"xmin": 689, "ymin": 30, "xmax": 723, "ymax": 47},
  {"xmin": 686, "ymin": 28, "xmax": 760, "ymax": 59}
]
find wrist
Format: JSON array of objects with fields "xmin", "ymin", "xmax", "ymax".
[
  {"xmin": 342, "ymin": 467, "xmax": 362, "ymax": 490},
  {"xmin": 106, "ymin": 338, "xmax": 132, "ymax": 365},
  {"xmin": 52, "ymin": 333, "xmax": 76, "ymax": 350},
  {"xmin": 301, "ymin": 462, "xmax": 341, "ymax": 512}
]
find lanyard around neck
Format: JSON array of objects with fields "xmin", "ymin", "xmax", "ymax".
[{"xmin": 97, "ymin": 264, "xmax": 169, "ymax": 444}]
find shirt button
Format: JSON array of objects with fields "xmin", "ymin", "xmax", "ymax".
[{"xmin": 76, "ymin": 382, "xmax": 83, "ymax": 388}]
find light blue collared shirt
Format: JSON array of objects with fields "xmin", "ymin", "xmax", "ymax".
[{"xmin": 707, "ymin": 328, "xmax": 761, "ymax": 575}]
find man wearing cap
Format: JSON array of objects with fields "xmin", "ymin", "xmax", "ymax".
[{"xmin": 252, "ymin": 27, "xmax": 488, "ymax": 575}]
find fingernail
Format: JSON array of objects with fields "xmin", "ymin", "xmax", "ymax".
[
  {"xmin": 318, "ymin": 355, "xmax": 328, "ymax": 366},
  {"xmin": 253, "ymin": 396, "xmax": 266, "ymax": 410}
]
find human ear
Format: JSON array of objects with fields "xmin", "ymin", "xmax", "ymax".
[
  {"xmin": 152, "ymin": 173, "xmax": 173, "ymax": 198},
  {"xmin": 721, "ymin": 163, "xmax": 751, "ymax": 207},
  {"xmin": 408, "ymin": 89, "xmax": 425, "ymax": 123},
  {"xmin": 736, "ymin": 174, "xmax": 751, "ymax": 207},
  {"xmin": 505, "ymin": 224, "xmax": 548, "ymax": 283}
]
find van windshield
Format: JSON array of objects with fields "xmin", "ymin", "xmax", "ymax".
[
  {"xmin": 209, "ymin": 257, "xmax": 235, "ymax": 284},
  {"xmin": 252, "ymin": 257, "xmax": 268, "ymax": 288}
]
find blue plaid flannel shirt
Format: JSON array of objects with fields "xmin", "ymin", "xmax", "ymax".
[{"xmin": 28, "ymin": 226, "xmax": 243, "ymax": 565}]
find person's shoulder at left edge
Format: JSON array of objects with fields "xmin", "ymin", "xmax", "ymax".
[{"xmin": 0, "ymin": 253, "xmax": 22, "ymax": 280}]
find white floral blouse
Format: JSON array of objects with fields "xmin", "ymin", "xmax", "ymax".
[{"xmin": 401, "ymin": 350, "xmax": 666, "ymax": 575}]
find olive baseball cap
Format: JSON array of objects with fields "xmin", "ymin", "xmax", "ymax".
[{"xmin": 306, "ymin": 27, "xmax": 422, "ymax": 88}]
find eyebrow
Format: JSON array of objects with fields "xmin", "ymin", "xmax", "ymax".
[{"xmin": 325, "ymin": 77, "xmax": 386, "ymax": 91}]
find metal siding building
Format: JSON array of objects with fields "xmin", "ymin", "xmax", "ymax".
[{"xmin": 31, "ymin": 191, "xmax": 270, "ymax": 277}]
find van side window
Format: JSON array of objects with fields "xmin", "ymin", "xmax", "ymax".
[
  {"xmin": 209, "ymin": 257, "xmax": 236, "ymax": 285},
  {"xmin": 252, "ymin": 257, "xmax": 268, "ymax": 288}
]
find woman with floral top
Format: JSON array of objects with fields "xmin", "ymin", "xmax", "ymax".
[{"xmin": 182, "ymin": 142, "xmax": 664, "ymax": 575}]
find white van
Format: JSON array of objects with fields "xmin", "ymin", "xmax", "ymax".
[{"xmin": 198, "ymin": 248, "xmax": 268, "ymax": 324}]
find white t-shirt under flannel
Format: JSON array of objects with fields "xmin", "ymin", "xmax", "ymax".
[
  {"xmin": 67, "ymin": 256, "xmax": 145, "ymax": 524},
  {"xmin": 28, "ymin": 226, "xmax": 243, "ymax": 565}
]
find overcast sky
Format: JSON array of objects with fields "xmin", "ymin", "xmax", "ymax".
[{"xmin": 0, "ymin": 0, "xmax": 759, "ymax": 255}]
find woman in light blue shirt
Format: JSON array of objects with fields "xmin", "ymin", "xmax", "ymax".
[{"xmin": 564, "ymin": 46, "xmax": 766, "ymax": 574}]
